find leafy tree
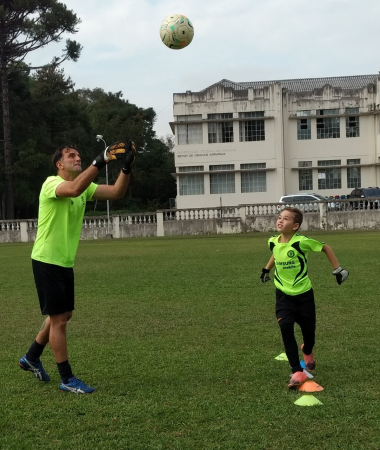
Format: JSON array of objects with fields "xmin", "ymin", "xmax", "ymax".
[
  {"xmin": 1, "ymin": 66, "xmax": 176, "ymax": 217},
  {"xmin": 0, "ymin": 0, "xmax": 82, "ymax": 219},
  {"xmin": 11, "ymin": 65, "xmax": 93, "ymax": 218},
  {"xmin": 78, "ymin": 88, "xmax": 156, "ymax": 148},
  {"xmin": 78, "ymin": 88, "xmax": 170, "ymax": 211},
  {"xmin": 29, "ymin": 65, "xmax": 92, "ymax": 153},
  {"xmin": 131, "ymin": 137, "xmax": 176, "ymax": 210}
]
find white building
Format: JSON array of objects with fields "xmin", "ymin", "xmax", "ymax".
[{"xmin": 170, "ymin": 74, "xmax": 380, "ymax": 209}]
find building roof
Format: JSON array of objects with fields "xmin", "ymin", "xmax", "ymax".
[{"xmin": 203, "ymin": 74, "xmax": 379, "ymax": 92}]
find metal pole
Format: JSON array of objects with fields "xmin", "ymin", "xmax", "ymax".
[
  {"xmin": 96, "ymin": 135, "xmax": 111, "ymax": 237},
  {"xmin": 106, "ymin": 163, "xmax": 110, "ymax": 235}
]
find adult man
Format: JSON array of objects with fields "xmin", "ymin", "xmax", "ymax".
[{"xmin": 19, "ymin": 141, "xmax": 136, "ymax": 394}]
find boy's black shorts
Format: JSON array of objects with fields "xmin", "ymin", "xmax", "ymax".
[
  {"xmin": 275, "ymin": 288, "xmax": 315, "ymax": 325},
  {"xmin": 32, "ymin": 259, "xmax": 75, "ymax": 316}
]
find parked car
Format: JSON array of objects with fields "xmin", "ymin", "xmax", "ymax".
[
  {"xmin": 347, "ymin": 187, "xmax": 380, "ymax": 210},
  {"xmin": 277, "ymin": 193, "xmax": 329, "ymax": 212}
]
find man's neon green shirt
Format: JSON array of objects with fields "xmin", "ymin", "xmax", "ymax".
[
  {"xmin": 268, "ymin": 233, "xmax": 325, "ymax": 296},
  {"xmin": 31, "ymin": 176, "xmax": 98, "ymax": 268}
]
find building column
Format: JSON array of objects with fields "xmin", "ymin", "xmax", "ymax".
[
  {"xmin": 319, "ymin": 202, "xmax": 328, "ymax": 230},
  {"xmin": 157, "ymin": 211, "xmax": 164, "ymax": 237},
  {"xmin": 113, "ymin": 216, "xmax": 120, "ymax": 239},
  {"xmin": 20, "ymin": 221, "xmax": 28, "ymax": 242}
]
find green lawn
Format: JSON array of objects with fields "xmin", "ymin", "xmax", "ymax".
[{"xmin": 1, "ymin": 231, "xmax": 379, "ymax": 449}]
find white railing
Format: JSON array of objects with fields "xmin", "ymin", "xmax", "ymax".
[
  {"xmin": 162, "ymin": 206, "xmax": 240, "ymax": 221},
  {"xmin": 119, "ymin": 213, "xmax": 157, "ymax": 225},
  {"xmin": 243, "ymin": 198, "xmax": 376, "ymax": 215},
  {"xmin": 83, "ymin": 217, "xmax": 110, "ymax": 229},
  {"xmin": 27, "ymin": 220, "xmax": 38, "ymax": 230},
  {"xmin": 0, "ymin": 221, "xmax": 20, "ymax": 231},
  {"xmin": 2, "ymin": 197, "xmax": 380, "ymax": 243},
  {"xmin": 245, "ymin": 204, "xmax": 280, "ymax": 216}
]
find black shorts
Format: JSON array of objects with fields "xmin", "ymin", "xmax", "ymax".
[
  {"xmin": 32, "ymin": 259, "xmax": 75, "ymax": 315},
  {"xmin": 275, "ymin": 288, "xmax": 315, "ymax": 325}
]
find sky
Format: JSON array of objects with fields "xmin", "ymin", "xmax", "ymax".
[{"xmin": 26, "ymin": 0, "xmax": 380, "ymax": 139}]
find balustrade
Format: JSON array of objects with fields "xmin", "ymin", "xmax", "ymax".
[
  {"xmin": 1, "ymin": 198, "xmax": 380, "ymax": 243},
  {"xmin": 119, "ymin": 213, "xmax": 157, "ymax": 225},
  {"xmin": 0, "ymin": 221, "xmax": 20, "ymax": 231}
]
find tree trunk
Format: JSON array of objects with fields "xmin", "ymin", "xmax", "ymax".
[{"xmin": 1, "ymin": 58, "xmax": 14, "ymax": 219}]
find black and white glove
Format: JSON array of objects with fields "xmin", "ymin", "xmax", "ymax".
[
  {"xmin": 121, "ymin": 140, "xmax": 136, "ymax": 175},
  {"xmin": 260, "ymin": 268, "xmax": 271, "ymax": 283},
  {"xmin": 332, "ymin": 266, "xmax": 349, "ymax": 285},
  {"xmin": 92, "ymin": 141, "xmax": 127, "ymax": 171}
]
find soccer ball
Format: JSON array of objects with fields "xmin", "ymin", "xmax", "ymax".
[{"xmin": 159, "ymin": 14, "xmax": 194, "ymax": 50}]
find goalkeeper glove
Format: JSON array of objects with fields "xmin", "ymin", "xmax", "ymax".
[
  {"xmin": 260, "ymin": 268, "xmax": 271, "ymax": 283},
  {"xmin": 92, "ymin": 141, "xmax": 126, "ymax": 171},
  {"xmin": 332, "ymin": 266, "xmax": 349, "ymax": 285},
  {"xmin": 121, "ymin": 140, "xmax": 136, "ymax": 175}
]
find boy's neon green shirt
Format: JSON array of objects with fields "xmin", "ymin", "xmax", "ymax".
[
  {"xmin": 31, "ymin": 176, "xmax": 98, "ymax": 268},
  {"xmin": 268, "ymin": 233, "xmax": 325, "ymax": 296}
]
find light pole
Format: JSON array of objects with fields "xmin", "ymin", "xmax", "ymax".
[{"xmin": 96, "ymin": 134, "xmax": 112, "ymax": 237}]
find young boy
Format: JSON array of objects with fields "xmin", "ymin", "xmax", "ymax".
[{"xmin": 260, "ymin": 207, "xmax": 349, "ymax": 388}]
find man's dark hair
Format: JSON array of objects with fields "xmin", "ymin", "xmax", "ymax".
[
  {"xmin": 282, "ymin": 207, "xmax": 303, "ymax": 230},
  {"xmin": 52, "ymin": 144, "xmax": 78, "ymax": 171}
]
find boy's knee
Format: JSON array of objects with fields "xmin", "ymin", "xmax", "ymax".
[{"xmin": 278, "ymin": 321, "xmax": 294, "ymax": 336}]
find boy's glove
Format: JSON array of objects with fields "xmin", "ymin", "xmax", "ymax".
[
  {"xmin": 260, "ymin": 268, "xmax": 271, "ymax": 283},
  {"xmin": 121, "ymin": 140, "xmax": 136, "ymax": 175},
  {"xmin": 92, "ymin": 141, "xmax": 126, "ymax": 170},
  {"xmin": 332, "ymin": 267, "xmax": 349, "ymax": 285}
]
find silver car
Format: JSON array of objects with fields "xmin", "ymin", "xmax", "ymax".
[{"xmin": 277, "ymin": 193, "xmax": 330, "ymax": 212}]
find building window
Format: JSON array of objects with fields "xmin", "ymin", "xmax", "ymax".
[
  {"xmin": 210, "ymin": 164, "xmax": 235, "ymax": 194},
  {"xmin": 317, "ymin": 109, "xmax": 340, "ymax": 139},
  {"xmin": 317, "ymin": 160, "xmax": 341, "ymax": 189},
  {"xmin": 347, "ymin": 159, "xmax": 361, "ymax": 188},
  {"xmin": 240, "ymin": 163, "xmax": 266, "ymax": 192},
  {"xmin": 239, "ymin": 111, "xmax": 265, "ymax": 142},
  {"xmin": 208, "ymin": 113, "xmax": 233, "ymax": 143},
  {"xmin": 297, "ymin": 111, "xmax": 311, "ymax": 140},
  {"xmin": 179, "ymin": 175, "xmax": 204, "ymax": 195},
  {"xmin": 177, "ymin": 115, "xmax": 203, "ymax": 145},
  {"xmin": 178, "ymin": 166, "xmax": 204, "ymax": 172},
  {"xmin": 345, "ymin": 108, "xmax": 359, "ymax": 137},
  {"xmin": 178, "ymin": 166, "xmax": 204, "ymax": 196},
  {"xmin": 298, "ymin": 161, "xmax": 313, "ymax": 191}
]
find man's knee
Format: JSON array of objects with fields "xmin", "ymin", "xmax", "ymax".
[{"xmin": 49, "ymin": 312, "xmax": 69, "ymax": 329}]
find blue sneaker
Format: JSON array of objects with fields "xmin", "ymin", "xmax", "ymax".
[
  {"xmin": 59, "ymin": 377, "xmax": 95, "ymax": 394},
  {"xmin": 19, "ymin": 355, "xmax": 50, "ymax": 382}
]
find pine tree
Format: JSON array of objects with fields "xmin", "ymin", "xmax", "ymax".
[{"xmin": 0, "ymin": 0, "xmax": 82, "ymax": 218}]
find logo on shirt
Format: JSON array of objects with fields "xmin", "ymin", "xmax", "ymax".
[
  {"xmin": 287, "ymin": 250, "xmax": 295, "ymax": 257},
  {"xmin": 278, "ymin": 260, "xmax": 296, "ymax": 269},
  {"xmin": 81, "ymin": 195, "xmax": 85, "ymax": 208}
]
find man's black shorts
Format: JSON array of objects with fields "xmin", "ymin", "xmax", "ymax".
[
  {"xmin": 275, "ymin": 288, "xmax": 315, "ymax": 325},
  {"xmin": 32, "ymin": 259, "xmax": 75, "ymax": 315}
]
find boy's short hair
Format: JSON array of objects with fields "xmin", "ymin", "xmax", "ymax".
[
  {"xmin": 52, "ymin": 144, "xmax": 78, "ymax": 171},
  {"xmin": 282, "ymin": 207, "xmax": 303, "ymax": 230}
]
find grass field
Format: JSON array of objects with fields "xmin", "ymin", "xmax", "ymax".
[{"xmin": 1, "ymin": 231, "xmax": 379, "ymax": 449}]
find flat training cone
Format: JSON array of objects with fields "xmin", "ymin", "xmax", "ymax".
[
  {"xmin": 294, "ymin": 395, "xmax": 323, "ymax": 406},
  {"xmin": 275, "ymin": 353, "xmax": 288, "ymax": 361},
  {"xmin": 298, "ymin": 381, "xmax": 324, "ymax": 392}
]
